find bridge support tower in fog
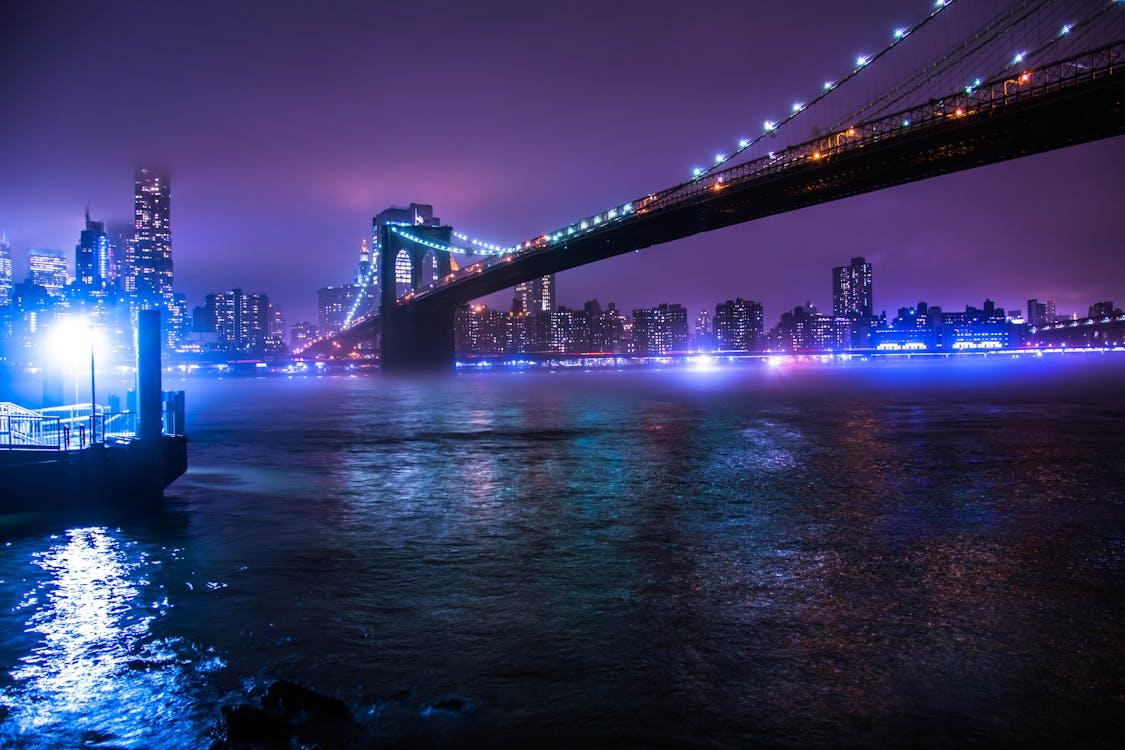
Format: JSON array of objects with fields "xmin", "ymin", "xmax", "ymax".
[{"xmin": 378, "ymin": 224, "xmax": 457, "ymax": 370}]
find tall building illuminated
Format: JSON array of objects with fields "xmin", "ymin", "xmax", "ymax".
[
  {"xmin": 208, "ymin": 288, "xmax": 270, "ymax": 351},
  {"xmin": 832, "ymin": 256, "xmax": 873, "ymax": 319},
  {"xmin": 27, "ymin": 249, "xmax": 69, "ymax": 296},
  {"xmin": 76, "ymin": 211, "xmax": 111, "ymax": 290},
  {"xmin": 0, "ymin": 234, "xmax": 12, "ymax": 307},
  {"xmin": 514, "ymin": 275, "xmax": 555, "ymax": 315},
  {"xmin": 131, "ymin": 166, "xmax": 173, "ymax": 304}
]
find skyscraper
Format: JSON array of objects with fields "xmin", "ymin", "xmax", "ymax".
[
  {"xmin": 0, "ymin": 234, "xmax": 12, "ymax": 307},
  {"xmin": 76, "ymin": 211, "xmax": 111, "ymax": 290},
  {"xmin": 832, "ymin": 256, "xmax": 873, "ymax": 319},
  {"xmin": 131, "ymin": 166, "xmax": 173, "ymax": 305},
  {"xmin": 209, "ymin": 288, "xmax": 270, "ymax": 351},
  {"xmin": 27, "ymin": 249, "xmax": 69, "ymax": 296},
  {"xmin": 514, "ymin": 275, "xmax": 556, "ymax": 315}
]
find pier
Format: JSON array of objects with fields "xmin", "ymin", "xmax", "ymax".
[{"xmin": 0, "ymin": 310, "xmax": 188, "ymax": 511}]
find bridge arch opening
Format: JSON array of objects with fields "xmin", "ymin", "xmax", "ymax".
[
  {"xmin": 394, "ymin": 249, "xmax": 412, "ymax": 298},
  {"xmin": 419, "ymin": 250, "xmax": 439, "ymax": 288}
]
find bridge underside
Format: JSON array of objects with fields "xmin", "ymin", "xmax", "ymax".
[{"xmin": 314, "ymin": 71, "xmax": 1125, "ymax": 368}]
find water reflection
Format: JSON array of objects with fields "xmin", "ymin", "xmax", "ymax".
[{"xmin": 1, "ymin": 528, "xmax": 219, "ymax": 749}]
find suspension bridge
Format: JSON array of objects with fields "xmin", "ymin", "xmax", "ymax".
[{"xmin": 301, "ymin": 0, "xmax": 1125, "ymax": 368}]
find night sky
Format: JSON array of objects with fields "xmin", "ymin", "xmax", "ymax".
[{"xmin": 2, "ymin": 0, "xmax": 1122, "ymax": 325}]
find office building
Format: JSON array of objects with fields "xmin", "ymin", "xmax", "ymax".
[
  {"xmin": 514, "ymin": 275, "xmax": 556, "ymax": 316},
  {"xmin": 131, "ymin": 166, "xmax": 173, "ymax": 304},
  {"xmin": 27, "ymin": 249, "xmax": 69, "ymax": 296},
  {"xmin": 832, "ymin": 256, "xmax": 873, "ymax": 319},
  {"xmin": 76, "ymin": 212, "xmax": 111, "ymax": 290},
  {"xmin": 208, "ymin": 288, "xmax": 270, "ymax": 351}
]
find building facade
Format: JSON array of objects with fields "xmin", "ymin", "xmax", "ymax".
[
  {"xmin": 27, "ymin": 250, "xmax": 69, "ymax": 296},
  {"xmin": 832, "ymin": 256, "xmax": 873, "ymax": 319},
  {"xmin": 632, "ymin": 303, "xmax": 689, "ymax": 355},
  {"xmin": 131, "ymin": 166, "xmax": 173, "ymax": 304},
  {"xmin": 76, "ymin": 212, "xmax": 111, "ymax": 290},
  {"xmin": 713, "ymin": 298, "xmax": 764, "ymax": 351},
  {"xmin": 208, "ymin": 288, "xmax": 270, "ymax": 351}
]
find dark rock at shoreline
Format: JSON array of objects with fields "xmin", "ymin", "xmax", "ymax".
[
  {"xmin": 219, "ymin": 704, "xmax": 289, "ymax": 746},
  {"xmin": 210, "ymin": 680, "xmax": 361, "ymax": 749},
  {"xmin": 263, "ymin": 679, "xmax": 352, "ymax": 724}
]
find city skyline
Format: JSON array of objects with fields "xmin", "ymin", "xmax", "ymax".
[{"xmin": 1, "ymin": 0, "xmax": 1122, "ymax": 325}]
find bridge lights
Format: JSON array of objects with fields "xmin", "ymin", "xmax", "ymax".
[
  {"xmin": 738, "ymin": 138, "xmax": 750, "ymax": 148},
  {"xmin": 856, "ymin": 54, "xmax": 869, "ymax": 68},
  {"xmin": 692, "ymin": 167, "xmax": 704, "ymax": 178},
  {"xmin": 792, "ymin": 102, "xmax": 804, "ymax": 113},
  {"xmin": 824, "ymin": 80, "xmax": 835, "ymax": 90},
  {"xmin": 1013, "ymin": 52, "xmax": 1025, "ymax": 65},
  {"xmin": 894, "ymin": 27, "xmax": 908, "ymax": 39},
  {"xmin": 714, "ymin": 153, "xmax": 726, "ymax": 164},
  {"xmin": 1060, "ymin": 24, "xmax": 1071, "ymax": 36},
  {"xmin": 763, "ymin": 120, "xmax": 776, "ymax": 132}
]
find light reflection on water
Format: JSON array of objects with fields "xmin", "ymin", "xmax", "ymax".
[
  {"xmin": 0, "ymin": 528, "xmax": 221, "ymax": 749},
  {"xmin": 1, "ymin": 359, "xmax": 1123, "ymax": 747}
]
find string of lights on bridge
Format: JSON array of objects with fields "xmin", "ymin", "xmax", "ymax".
[
  {"xmin": 396, "ymin": 0, "xmax": 969, "ymax": 263},
  {"xmin": 361, "ymin": 0, "xmax": 1124, "ymax": 309}
]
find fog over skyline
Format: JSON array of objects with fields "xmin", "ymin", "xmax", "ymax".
[{"xmin": 2, "ymin": 0, "xmax": 1122, "ymax": 325}]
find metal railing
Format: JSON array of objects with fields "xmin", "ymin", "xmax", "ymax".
[
  {"xmin": 0, "ymin": 392, "xmax": 184, "ymax": 449},
  {"xmin": 1, "ymin": 414, "xmax": 64, "ymax": 450}
]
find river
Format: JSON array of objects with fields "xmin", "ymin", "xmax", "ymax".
[{"xmin": 1, "ymin": 356, "xmax": 1123, "ymax": 747}]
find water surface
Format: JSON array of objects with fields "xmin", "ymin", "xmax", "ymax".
[{"xmin": 2, "ymin": 357, "xmax": 1123, "ymax": 747}]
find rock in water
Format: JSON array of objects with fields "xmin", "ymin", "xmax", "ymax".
[
  {"xmin": 262, "ymin": 679, "xmax": 352, "ymax": 725},
  {"xmin": 219, "ymin": 704, "xmax": 289, "ymax": 745}
]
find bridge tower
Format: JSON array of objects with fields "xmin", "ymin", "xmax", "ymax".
[{"xmin": 378, "ymin": 223, "xmax": 457, "ymax": 370}]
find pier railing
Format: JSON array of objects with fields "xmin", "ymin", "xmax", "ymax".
[{"xmin": 1, "ymin": 393, "xmax": 184, "ymax": 450}]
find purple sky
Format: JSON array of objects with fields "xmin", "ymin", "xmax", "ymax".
[{"xmin": 2, "ymin": 0, "xmax": 1122, "ymax": 326}]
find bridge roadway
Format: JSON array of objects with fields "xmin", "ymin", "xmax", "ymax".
[{"xmin": 311, "ymin": 44, "xmax": 1125, "ymax": 367}]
